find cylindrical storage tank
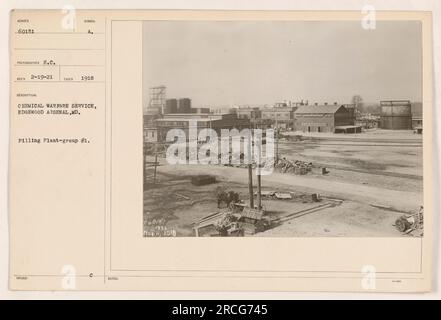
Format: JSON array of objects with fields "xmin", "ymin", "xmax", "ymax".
[
  {"xmin": 164, "ymin": 99, "xmax": 178, "ymax": 114},
  {"xmin": 380, "ymin": 101, "xmax": 412, "ymax": 130},
  {"xmin": 178, "ymin": 98, "xmax": 192, "ymax": 114}
]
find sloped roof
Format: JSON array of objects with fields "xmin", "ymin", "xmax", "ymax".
[{"xmin": 294, "ymin": 105, "xmax": 345, "ymax": 114}]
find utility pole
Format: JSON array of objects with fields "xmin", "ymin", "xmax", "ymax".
[
  {"xmin": 247, "ymin": 128, "xmax": 254, "ymax": 209},
  {"xmin": 153, "ymin": 143, "xmax": 158, "ymax": 184},
  {"xmin": 143, "ymin": 149, "xmax": 146, "ymax": 187},
  {"xmin": 248, "ymin": 163, "xmax": 254, "ymax": 209},
  {"xmin": 255, "ymin": 127, "xmax": 262, "ymax": 210},
  {"xmin": 256, "ymin": 167, "xmax": 262, "ymax": 210},
  {"xmin": 274, "ymin": 107, "xmax": 279, "ymax": 163}
]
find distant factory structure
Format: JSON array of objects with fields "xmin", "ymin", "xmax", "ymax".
[
  {"xmin": 177, "ymin": 98, "xmax": 191, "ymax": 113},
  {"xmin": 294, "ymin": 103, "xmax": 360, "ymax": 133},
  {"xmin": 411, "ymin": 102, "xmax": 423, "ymax": 132},
  {"xmin": 163, "ymin": 98, "xmax": 193, "ymax": 114},
  {"xmin": 343, "ymin": 103, "xmax": 357, "ymax": 124},
  {"xmin": 146, "ymin": 85, "xmax": 166, "ymax": 115},
  {"xmin": 236, "ymin": 106, "xmax": 261, "ymax": 120},
  {"xmin": 144, "ymin": 86, "xmax": 420, "ymax": 142},
  {"xmin": 380, "ymin": 100, "xmax": 412, "ymax": 130},
  {"xmin": 261, "ymin": 104, "xmax": 297, "ymax": 130},
  {"xmin": 144, "ymin": 86, "xmax": 258, "ymax": 143},
  {"xmin": 163, "ymin": 98, "xmax": 211, "ymax": 115},
  {"xmin": 154, "ymin": 113, "xmax": 252, "ymax": 142},
  {"xmin": 164, "ymin": 98, "xmax": 178, "ymax": 114}
]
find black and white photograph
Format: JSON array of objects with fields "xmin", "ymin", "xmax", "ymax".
[
  {"xmin": 4, "ymin": 4, "xmax": 438, "ymax": 296},
  {"xmin": 142, "ymin": 20, "xmax": 423, "ymax": 238}
]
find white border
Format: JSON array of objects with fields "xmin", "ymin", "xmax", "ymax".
[{"xmin": 1, "ymin": 0, "xmax": 440, "ymax": 299}]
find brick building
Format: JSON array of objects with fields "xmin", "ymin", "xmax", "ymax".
[
  {"xmin": 236, "ymin": 107, "xmax": 262, "ymax": 120},
  {"xmin": 293, "ymin": 104, "xmax": 354, "ymax": 133},
  {"xmin": 154, "ymin": 113, "xmax": 251, "ymax": 142},
  {"xmin": 261, "ymin": 106, "xmax": 297, "ymax": 129}
]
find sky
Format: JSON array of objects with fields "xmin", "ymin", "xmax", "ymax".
[{"xmin": 143, "ymin": 20, "xmax": 422, "ymax": 109}]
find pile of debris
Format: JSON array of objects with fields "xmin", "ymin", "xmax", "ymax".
[
  {"xmin": 213, "ymin": 207, "xmax": 271, "ymax": 236},
  {"xmin": 256, "ymin": 190, "xmax": 292, "ymax": 200},
  {"xmin": 256, "ymin": 190, "xmax": 322, "ymax": 203},
  {"xmin": 193, "ymin": 208, "xmax": 271, "ymax": 237},
  {"xmin": 394, "ymin": 206, "xmax": 424, "ymax": 237},
  {"xmin": 194, "ymin": 189, "xmax": 272, "ymax": 237},
  {"xmin": 274, "ymin": 158, "xmax": 313, "ymax": 175}
]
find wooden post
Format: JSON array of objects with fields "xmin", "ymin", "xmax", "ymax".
[
  {"xmin": 143, "ymin": 152, "xmax": 146, "ymax": 187},
  {"xmin": 244, "ymin": 127, "xmax": 254, "ymax": 209},
  {"xmin": 257, "ymin": 171, "xmax": 262, "ymax": 210},
  {"xmin": 256, "ymin": 132, "xmax": 262, "ymax": 210},
  {"xmin": 274, "ymin": 109, "xmax": 279, "ymax": 163},
  {"xmin": 248, "ymin": 163, "xmax": 254, "ymax": 209},
  {"xmin": 153, "ymin": 153, "xmax": 158, "ymax": 184},
  {"xmin": 153, "ymin": 143, "xmax": 158, "ymax": 184}
]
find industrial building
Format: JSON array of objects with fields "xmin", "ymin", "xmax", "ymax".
[
  {"xmin": 412, "ymin": 116, "xmax": 423, "ymax": 130},
  {"xmin": 294, "ymin": 104, "xmax": 357, "ymax": 133},
  {"xmin": 343, "ymin": 103, "xmax": 357, "ymax": 124},
  {"xmin": 261, "ymin": 105, "xmax": 297, "ymax": 129},
  {"xmin": 153, "ymin": 113, "xmax": 251, "ymax": 142},
  {"xmin": 211, "ymin": 107, "xmax": 238, "ymax": 115},
  {"xmin": 191, "ymin": 107, "xmax": 211, "ymax": 114},
  {"xmin": 163, "ymin": 98, "xmax": 210, "ymax": 115},
  {"xmin": 144, "ymin": 126, "xmax": 158, "ymax": 142},
  {"xmin": 236, "ymin": 107, "xmax": 262, "ymax": 120},
  {"xmin": 380, "ymin": 100, "xmax": 412, "ymax": 130},
  {"xmin": 143, "ymin": 114, "xmax": 161, "ymax": 142},
  {"xmin": 411, "ymin": 102, "xmax": 423, "ymax": 131},
  {"xmin": 250, "ymin": 118, "xmax": 273, "ymax": 130},
  {"xmin": 146, "ymin": 85, "xmax": 166, "ymax": 115}
]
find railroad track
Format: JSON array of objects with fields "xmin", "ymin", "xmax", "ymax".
[
  {"xmin": 282, "ymin": 136, "xmax": 422, "ymax": 143},
  {"xmin": 279, "ymin": 141, "xmax": 422, "ymax": 147},
  {"xmin": 312, "ymin": 163, "xmax": 423, "ymax": 180},
  {"xmin": 276, "ymin": 201, "xmax": 341, "ymax": 223}
]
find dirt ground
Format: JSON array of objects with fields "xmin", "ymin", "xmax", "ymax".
[
  {"xmin": 280, "ymin": 129, "xmax": 423, "ymax": 192},
  {"xmin": 144, "ymin": 129, "xmax": 423, "ymax": 237}
]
